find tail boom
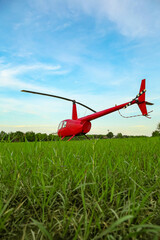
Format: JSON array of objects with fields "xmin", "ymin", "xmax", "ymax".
[
  {"xmin": 78, "ymin": 100, "xmax": 137, "ymax": 122},
  {"xmin": 78, "ymin": 79, "xmax": 153, "ymax": 122}
]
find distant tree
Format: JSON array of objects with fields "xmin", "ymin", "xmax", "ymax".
[
  {"xmin": 123, "ymin": 135, "xmax": 129, "ymax": 138},
  {"xmin": 0, "ymin": 131, "xmax": 7, "ymax": 141},
  {"xmin": 41, "ymin": 133, "xmax": 48, "ymax": 141},
  {"xmin": 48, "ymin": 134, "xmax": 58, "ymax": 141},
  {"xmin": 106, "ymin": 131, "xmax": 114, "ymax": 139},
  {"xmin": 8, "ymin": 132, "xmax": 16, "ymax": 142},
  {"xmin": 97, "ymin": 134, "xmax": 103, "ymax": 139},
  {"xmin": 35, "ymin": 133, "xmax": 45, "ymax": 141},
  {"xmin": 151, "ymin": 123, "xmax": 160, "ymax": 137},
  {"xmin": 115, "ymin": 133, "xmax": 123, "ymax": 138},
  {"xmin": 25, "ymin": 131, "xmax": 36, "ymax": 142},
  {"xmin": 14, "ymin": 131, "xmax": 25, "ymax": 142},
  {"xmin": 152, "ymin": 130, "xmax": 160, "ymax": 137},
  {"xmin": 157, "ymin": 123, "xmax": 160, "ymax": 132}
]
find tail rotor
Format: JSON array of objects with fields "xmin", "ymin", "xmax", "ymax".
[
  {"xmin": 137, "ymin": 79, "xmax": 153, "ymax": 116},
  {"xmin": 122, "ymin": 79, "xmax": 153, "ymax": 118}
]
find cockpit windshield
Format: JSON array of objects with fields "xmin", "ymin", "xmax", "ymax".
[
  {"xmin": 58, "ymin": 121, "xmax": 63, "ymax": 130},
  {"xmin": 58, "ymin": 121, "xmax": 67, "ymax": 130}
]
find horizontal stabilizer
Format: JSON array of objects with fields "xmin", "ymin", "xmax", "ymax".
[{"xmin": 145, "ymin": 101, "xmax": 154, "ymax": 106}]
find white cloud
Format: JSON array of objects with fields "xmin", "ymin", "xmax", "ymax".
[
  {"xmin": 26, "ymin": 0, "xmax": 160, "ymax": 38},
  {"xmin": 69, "ymin": 0, "xmax": 160, "ymax": 38},
  {"xmin": 0, "ymin": 63, "xmax": 61, "ymax": 76},
  {"xmin": 34, "ymin": 0, "xmax": 159, "ymax": 38},
  {"xmin": 0, "ymin": 62, "xmax": 68, "ymax": 91},
  {"xmin": 0, "ymin": 96, "xmax": 65, "ymax": 115}
]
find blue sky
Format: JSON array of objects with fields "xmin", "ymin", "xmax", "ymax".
[{"xmin": 0, "ymin": 0, "xmax": 160, "ymax": 135}]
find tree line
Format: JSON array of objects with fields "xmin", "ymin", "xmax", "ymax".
[
  {"xmin": 0, "ymin": 123, "xmax": 159, "ymax": 142},
  {"xmin": 0, "ymin": 131, "xmax": 116, "ymax": 142},
  {"xmin": 0, "ymin": 131, "xmax": 59, "ymax": 142},
  {"xmin": 0, "ymin": 130, "xmax": 150, "ymax": 142}
]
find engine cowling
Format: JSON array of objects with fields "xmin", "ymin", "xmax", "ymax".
[{"xmin": 82, "ymin": 121, "xmax": 91, "ymax": 134}]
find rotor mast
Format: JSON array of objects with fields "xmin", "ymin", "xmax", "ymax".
[{"xmin": 72, "ymin": 101, "xmax": 78, "ymax": 120}]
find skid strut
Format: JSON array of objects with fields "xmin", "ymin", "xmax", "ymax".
[{"xmin": 68, "ymin": 135, "xmax": 75, "ymax": 142}]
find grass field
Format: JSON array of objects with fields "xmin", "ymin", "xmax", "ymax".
[{"xmin": 0, "ymin": 137, "xmax": 160, "ymax": 239}]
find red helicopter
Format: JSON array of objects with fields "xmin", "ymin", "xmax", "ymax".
[{"xmin": 21, "ymin": 79, "xmax": 153, "ymax": 141}]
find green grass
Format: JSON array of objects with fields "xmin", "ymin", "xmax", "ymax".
[{"xmin": 0, "ymin": 137, "xmax": 160, "ymax": 239}]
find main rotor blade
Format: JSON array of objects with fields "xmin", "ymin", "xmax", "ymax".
[
  {"xmin": 21, "ymin": 90, "xmax": 74, "ymax": 102},
  {"xmin": 76, "ymin": 101, "xmax": 96, "ymax": 113},
  {"xmin": 21, "ymin": 90, "xmax": 96, "ymax": 113}
]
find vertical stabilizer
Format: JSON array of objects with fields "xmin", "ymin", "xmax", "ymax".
[{"xmin": 138, "ymin": 79, "xmax": 147, "ymax": 115}]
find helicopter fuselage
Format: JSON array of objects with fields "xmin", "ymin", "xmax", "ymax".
[{"xmin": 57, "ymin": 119, "xmax": 91, "ymax": 137}]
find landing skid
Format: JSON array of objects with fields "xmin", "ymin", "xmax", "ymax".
[
  {"xmin": 61, "ymin": 134, "xmax": 90, "ymax": 141},
  {"xmin": 67, "ymin": 135, "xmax": 75, "ymax": 141},
  {"xmin": 84, "ymin": 134, "xmax": 90, "ymax": 140}
]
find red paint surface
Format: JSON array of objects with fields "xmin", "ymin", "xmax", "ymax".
[
  {"xmin": 57, "ymin": 79, "xmax": 149, "ymax": 138},
  {"xmin": 138, "ymin": 79, "xmax": 147, "ymax": 115},
  {"xmin": 72, "ymin": 103, "xmax": 78, "ymax": 120},
  {"xmin": 57, "ymin": 100, "xmax": 137, "ymax": 137}
]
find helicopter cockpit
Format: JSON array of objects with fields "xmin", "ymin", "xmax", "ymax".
[{"xmin": 58, "ymin": 120, "xmax": 67, "ymax": 130}]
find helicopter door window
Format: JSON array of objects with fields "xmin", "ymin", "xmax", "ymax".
[{"xmin": 63, "ymin": 121, "xmax": 67, "ymax": 128}]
